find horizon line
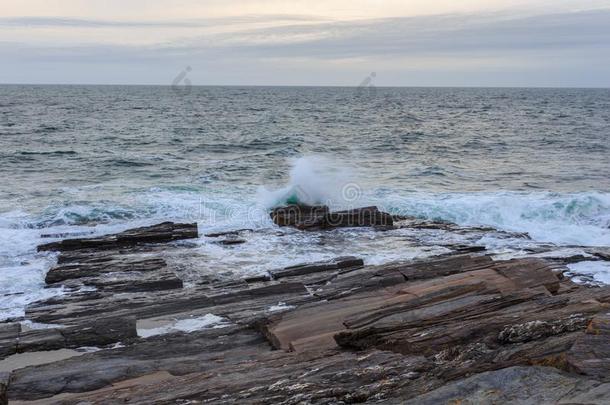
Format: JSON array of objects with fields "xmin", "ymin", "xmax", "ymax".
[{"xmin": 2, "ymin": 82, "xmax": 609, "ymax": 90}]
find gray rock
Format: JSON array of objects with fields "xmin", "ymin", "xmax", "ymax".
[
  {"xmin": 0, "ymin": 371, "xmax": 9, "ymax": 405},
  {"xmin": 38, "ymin": 222, "xmax": 198, "ymax": 252},
  {"xmin": 45, "ymin": 257, "xmax": 167, "ymax": 284},
  {"xmin": 0, "ymin": 324, "xmax": 20, "ymax": 360},
  {"xmin": 270, "ymin": 256, "xmax": 364, "ymax": 280},
  {"xmin": 558, "ymin": 382, "xmax": 610, "ymax": 404},
  {"xmin": 13, "ymin": 317, "xmax": 136, "ymax": 356},
  {"xmin": 213, "ymin": 238, "xmax": 247, "ymax": 245},
  {"xmin": 5, "ymin": 222, "xmax": 610, "ymax": 404},
  {"xmin": 408, "ymin": 366, "xmax": 600, "ymax": 405}
]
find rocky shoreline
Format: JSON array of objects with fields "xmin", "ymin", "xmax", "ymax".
[{"xmin": 1, "ymin": 206, "xmax": 610, "ymax": 404}]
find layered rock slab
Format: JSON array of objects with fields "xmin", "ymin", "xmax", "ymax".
[
  {"xmin": 270, "ymin": 205, "xmax": 393, "ymax": 230},
  {"xmin": 3, "ymin": 221, "xmax": 610, "ymax": 404},
  {"xmin": 37, "ymin": 222, "xmax": 198, "ymax": 252}
]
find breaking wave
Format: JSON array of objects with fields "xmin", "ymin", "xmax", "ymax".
[
  {"xmin": 257, "ymin": 156, "xmax": 360, "ymax": 209},
  {"xmin": 383, "ymin": 191, "xmax": 610, "ymax": 246}
]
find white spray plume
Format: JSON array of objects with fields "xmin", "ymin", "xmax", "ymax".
[{"xmin": 257, "ymin": 156, "xmax": 362, "ymax": 209}]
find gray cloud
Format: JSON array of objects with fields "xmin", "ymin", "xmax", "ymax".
[
  {"xmin": 188, "ymin": 10, "xmax": 610, "ymax": 57},
  {"xmin": 0, "ymin": 14, "xmax": 330, "ymax": 28},
  {"xmin": 2, "ymin": 9, "xmax": 610, "ymax": 86}
]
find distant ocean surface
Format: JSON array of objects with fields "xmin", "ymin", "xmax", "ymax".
[{"xmin": 1, "ymin": 85, "xmax": 610, "ymax": 320}]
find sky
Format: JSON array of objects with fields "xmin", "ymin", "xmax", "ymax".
[{"xmin": 1, "ymin": 0, "xmax": 610, "ymax": 87}]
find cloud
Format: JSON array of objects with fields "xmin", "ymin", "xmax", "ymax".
[
  {"xmin": 9, "ymin": 10, "xmax": 610, "ymax": 57},
  {"xmin": 2, "ymin": 8, "xmax": 610, "ymax": 86},
  {"xmin": 185, "ymin": 9, "xmax": 610, "ymax": 57},
  {"xmin": 0, "ymin": 14, "xmax": 330, "ymax": 28}
]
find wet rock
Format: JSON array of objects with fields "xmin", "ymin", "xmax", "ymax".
[
  {"xmin": 17, "ymin": 328, "xmax": 65, "ymax": 353},
  {"xmin": 60, "ymin": 270, "xmax": 184, "ymax": 293},
  {"xmin": 12, "ymin": 317, "xmax": 137, "ymax": 356},
  {"xmin": 588, "ymin": 247, "xmax": 610, "ymax": 261},
  {"xmin": 325, "ymin": 206, "xmax": 394, "ymax": 229},
  {"xmin": 44, "ymin": 254, "xmax": 184, "ymax": 293},
  {"xmin": 204, "ymin": 229, "xmax": 253, "ymax": 238},
  {"xmin": 5, "ymin": 222, "xmax": 610, "ymax": 404},
  {"xmin": 61, "ymin": 316, "xmax": 138, "ymax": 348},
  {"xmin": 269, "ymin": 256, "xmax": 364, "ymax": 280},
  {"xmin": 446, "ymin": 244, "xmax": 486, "ymax": 253},
  {"xmin": 270, "ymin": 204, "xmax": 329, "ymax": 227},
  {"xmin": 243, "ymin": 274, "xmax": 272, "ymax": 283},
  {"xmin": 7, "ymin": 326, "xmax": 267, "ymax": 401},
  {"xmin": 0, "ymin": 324, "xmax": 20, "ymax": 360},
  {"xmin": 40, "ymin": 231, "xmax": 95, "ymax": 239},
  {"xmin": 214, "ymin": 238, "xmax": 247, "ymax": 245},
  {"xmin": 45, "ymin": 256, "xmax": 166, "ymax": 284},
  {"xmin": 0, "ymin": 372, "xmax": 8, "ymax": 405},
  {"xmin": 270, "ymin": 205, "xmax": 393, "ymax": 230},
  {"xmin": 26, "ymin": 282, "xmax": 311, "ymax": 326},
  {"xmin": 38, "ymin": 222, "xmax": 198, "ymax": 252}
]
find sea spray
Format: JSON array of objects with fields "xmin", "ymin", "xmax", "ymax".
[
  {"xmin": 2, "ymin": 159, "xmax": 610, "ymax": 322},
  {"xmin": 256, "ymin": 156, "xmax": 364, "ymax": 209}
]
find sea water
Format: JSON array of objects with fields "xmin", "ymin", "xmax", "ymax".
[{"xmin": 1, "ymin": 85, "xmax": 609, "ymax": 320}]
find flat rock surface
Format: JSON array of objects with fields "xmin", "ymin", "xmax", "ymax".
[{"xmin": 2, "ymin": 219, "xmax": 609, "ymax": 404}]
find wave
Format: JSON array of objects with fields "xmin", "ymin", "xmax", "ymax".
[
  {"xmin": 257, "ymin": 156, "xmax": 360, "ymax": 209},
  {"xmin": 381, "ymin": 191, "xmax": 610, "ymax": 246},
  {"xmin": 3, "ymin": 186, "xmax": 609, "ymax": 249},
  {"xmin": 254, "ymin": 157, "xmax": 610, "ymax": 247},
  {"xmin": 18, "ymin": 150, "xmax": 77, "ymax": 156},
  {"xmin": 1, "ymin": 167, "xmax": 609, "ymax": 320}
]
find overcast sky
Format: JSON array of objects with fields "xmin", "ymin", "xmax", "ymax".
[{"xmin": 2, "ymin": 0, "xmax": 610, "ymax": 87}]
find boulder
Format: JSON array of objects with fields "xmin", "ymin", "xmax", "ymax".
[{"xmin": 270, "ymin": 205, "xmax": 393, "ymax": 230}]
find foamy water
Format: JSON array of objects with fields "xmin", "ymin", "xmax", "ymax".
[
  {"xmin": 2, "ymin": 158, "xmax": 609, "ymax": 320},
  {"xmin": 2, "ymin": 85, "xmax": 609, "ymax": 321}
]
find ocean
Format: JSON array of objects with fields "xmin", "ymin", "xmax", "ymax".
[{"xmin": 1, "ymin": 84, "xmax": 610, "ymax": 321}]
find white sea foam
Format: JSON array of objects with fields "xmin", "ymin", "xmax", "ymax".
[
  {"xmin": 137, "ymin": 314, "xmax": 231, "ymax": 338},
  {"xmin": 268, "ymin": 302, "xmax": 296, "ymax": 312},
  {"xmin": 380, "ymin": 191, "xmax": 610, "ymax": 247},
  {"xmin": 2, "ymin": 164, "xmax": 610, "ymax": 323},
  {"xmin": 567, "ymin": 261, "xmax": 610, "ymax": 284},
  {"xmin": 255, "ymin": 157, "xmax": 610, "ymax": 247},
  {"xmin": 0, "ymin": 212, "xmax": 148, "ymax": 321},
  {"xmin": 20, "ymin": 320, "xmax": 64, "ymax": 330}
]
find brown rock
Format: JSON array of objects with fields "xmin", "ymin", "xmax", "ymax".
[
  {"xmin": 8, "ymin": 221, "xmax": 610, "ymax": 404},
  {"xmin": 567, "ymin": 313, "xmax": 610, "ymax": 379},
  {"xmin": 270, "ymin": 205, "xmax": 393, "ymax": 230}
]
